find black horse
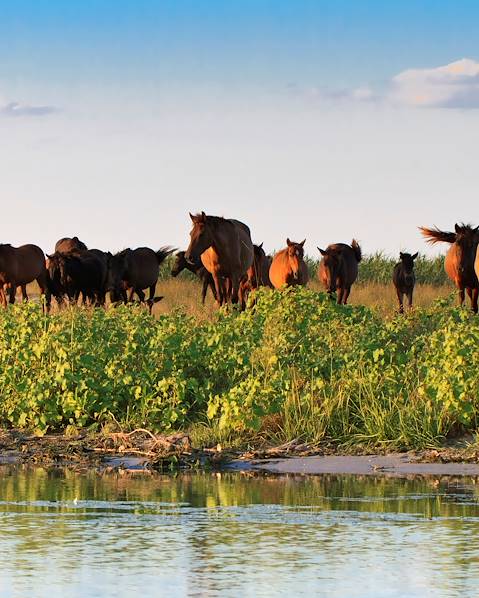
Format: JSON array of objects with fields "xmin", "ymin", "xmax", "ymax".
[
  {"xmin": 393, "ymin": 252, "xmax": 418, "ymax": 313},
  {"xmin": 47, "ymin": 250, "xmax": 109, "ymax": 307}
]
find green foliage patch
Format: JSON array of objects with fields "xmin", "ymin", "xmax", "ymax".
[{"xmin": 0, "ymin": 289, "xmax": 476, "ymax": 449}]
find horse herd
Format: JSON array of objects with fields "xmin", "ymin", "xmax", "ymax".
[{"xmin": 0, "ymin": 214, "xmax": 478, "ymax": 314}]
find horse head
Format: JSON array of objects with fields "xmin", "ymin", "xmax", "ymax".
[
  {"xmin": 185, "ymin": 212, "xmax": 213, "ymax": 264},
  {"xmin": 318, "ymin": 246, "xmax": 342, "ymax": 295},
  {"xmin": 286, "ymin": 238, "xmax": 305, "ymax": 281}
]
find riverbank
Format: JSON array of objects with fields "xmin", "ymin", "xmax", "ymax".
[{"xmin": 2, "ymin": 428, "xmax": 479, "ymax": 477}]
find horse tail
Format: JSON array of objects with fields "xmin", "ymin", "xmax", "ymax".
[
  {"xmin": 155, "ymin": 246, "xmax": 176, "ymax": 265},
  {"xmin": 351, "ymin": 239, "xmax": 362, "ymax": 263},
  {"xmin": 419, "ymin": 226, "xmax": 456, "ymax": 244}
]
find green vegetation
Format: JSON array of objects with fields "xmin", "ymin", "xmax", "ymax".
[
  {"xmin": 161, "ymin": 252, "xmax": 450, "ymax": 286},
  {"xmin": 0, "ymin": 287, "xmax": 477, "ymax": 451},
  {"xmin": 304, "ymin": 252, "xmax": 448, "ymax": 285}
]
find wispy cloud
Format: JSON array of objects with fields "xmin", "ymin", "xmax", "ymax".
[
  {"xmin": 305, "ymin": 58, "xmax": 479, "ymax": 109},
  {"xmin": 0, "ymin": 101, "xmax": 58, "ymax": 118}
]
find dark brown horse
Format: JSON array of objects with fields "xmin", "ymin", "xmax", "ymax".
[
  {"xmin": 184, "ymin": 212, "xmax": 253, "ymax": 309},
  {"xmin": 0, "ymin": 244, "xmax": 50, "ymax": 309},
  {"xmin": 393, "ymin": 252, "xmax": 418, "ymax": 313},
  {"xmin": 47, "ymin": 250, "xmax": 108, "ymax": 307},
  {"xmin": 269, "ymin": 239, "xmax": 308, "ymax": 289},
  {"xmin": 420, "ymin": 223, "xmax": 479, "ymax": 312},
  {"xmin": 240, "ymin": 243, "xmax": 273, "ymax": 301},
  {"xmin": 107, "ymin": 246, "xmax": 174, "ymax": 313},
  {"xmin": 55, "ymin": 236, "xmax": 88, "ymax": 254},
  {"xmin": 318, "ymin": 240, "xmax": 362, "ymax": 304},
  {"xmin": 171, "ymin": 250, "xmax": 217, "ymax": 304}
]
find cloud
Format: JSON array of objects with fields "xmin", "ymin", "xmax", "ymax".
[
  {"xmin": 389, "ymin": 58, "xmax": 479, "ymax": 108},
  {"xmin": 0, "ymin": 101, "xmax": 58, "ymax": 117},
  {"xmin": 305, "ymin": 58, "xmax": 479, "ymax": 109},
  {"xmin": 307, "ymin": 85, "xmax": 377, "ymax": 103}
]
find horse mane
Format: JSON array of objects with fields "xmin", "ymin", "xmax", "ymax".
[{"xmin": 419, "ymin": 226, "xmax": 456, "ymax": 244}]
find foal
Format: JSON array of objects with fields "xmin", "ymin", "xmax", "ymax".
[{"xmin": 393, "ymin": 252, "xmax": 418, "ymax": 313}]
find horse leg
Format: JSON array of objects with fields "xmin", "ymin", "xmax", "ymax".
[
  {"xmin": 7, "ymin": 284, "xmax": 15, "ymax": 305},
  {"xmin": 407, "ymin": 288, "xmax": 414, "ymax": 310},
  {"xmin": 201, "ymin": 278, "xmax": 209, "ymax": 305},
  {"xmin": 343, "ymin": 287, "xmax": 351, "ymax": 305},
  {"xmin": 396, "ymin": 288, "xmax": 404, "ymax": 314},
  {"xmin": 466, "ymin": 288, "xmax": 478, "ymax": 313},
  {"xmin": 36, "ymin": 272, "xmax": 52, "ymax": 313},
  {"xmin": 473, "ymin": 289, "xmax": 479, "ymax": 314},
  {"xmin": 230, "ymin": 274, "xmax": 240, "ymax": 305},
  {"xmin": 21, "ymin": 285, "xmax": 28, "ymax": 302},
  {"xmin": 459, "ymin": 288, "xmax": 465, "ymax": 307},
  {"xmin": 336, "ymin": 287, "xmax": 344, "ymax": 304},
  {"xmin": 136, "ymin": 289, "xmax": 146, "ymax": 304},
  {"xmin": 212, "ymin": 274, "xmax": 224, "ymax": 307}
]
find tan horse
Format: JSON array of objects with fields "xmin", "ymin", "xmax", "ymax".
[
  {"xmin": 317, "ymin": 240, "xmax": 362, "ymax": 304},
  {"xmin": 269, "ymin": 239, "xmax": 308, "ymax": 288},
  {"xmin": 0, "ymin": 244, "xmax": 51, "ymax": 309},
  {"xmin": 184, "ymin": 212, "xmax": 253, "ymax": 309},
  {"xmin": 421, "ymin": 224, "xmax": 479, "ymax": 312}
]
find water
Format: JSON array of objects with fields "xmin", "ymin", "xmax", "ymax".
[{"xmin": 0, "ymin": 466, "xmax": 478, "ymax": 597}]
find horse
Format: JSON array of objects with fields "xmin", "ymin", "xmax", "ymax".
[
  {"xmin": 393, "ymin": 252, "xmax": 418, "ymax": 314},
  {"xmin": 171, "ymin": 251, "xmax": 217, "ymax": 305},
  {"xmin": 0, "ymin": 244, "xmax": 51, "ymax": 310},
  {"xmin": 420, "ymin": 223, "xmax": 479, "ymax": 312},
  {"xmin": 269, "ymin": 239, "xmax": 308, "ymax": 289},
  {"xmin": 239, "ymin": 243, "xmax": 273, "ymax": 302},
  {"xmin": 55, "ymin": 236, "xmax": 88, "ymax": 254},
  {"xmin": 47, "ymin": 250, "xmax": 108, "ymax": 307},
  {"xmin": 107, "ymin": 246, "xmax": 174, "ymax": 313},
  {"xmin": 317, "ymin": 239, "xmax": 362, "ymax": 304},
  {"xmin": 184, "ymin": 212, "xmax": 253, "ymax": 309}
]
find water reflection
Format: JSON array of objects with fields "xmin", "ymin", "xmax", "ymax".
[{"xmin": 0, "ymin": 466, "xmax": 478, "ymax": 597}]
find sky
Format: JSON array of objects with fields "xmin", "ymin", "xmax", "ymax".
[{"xmin": 2, "ymin": 0, "xmax": 479, "ymax": 257}]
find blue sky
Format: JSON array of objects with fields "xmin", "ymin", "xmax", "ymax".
[{"xmin": 2, "ymin": 1, "xmax": 479, "ymax": 256}]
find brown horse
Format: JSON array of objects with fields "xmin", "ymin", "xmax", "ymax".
[
  {"xmin": 393, "ymin": 252, "xmax": 418, "ymax": 314},
  {"xmin": 420, "ymin": 223, "xmax": 479, "ymax": 312},
  {"xmin": 239, "ymin": 243, "xmax": 273, "ymax": 305},
  {"xmin": 107, "ymin": 246, "xmax": 174, "ymax": 313},
  {"xmin": 269, "ymin": 239, "xmax": 308, "ymax": 288},
  {"xmin": 0, "ymin": 244, "xmax": 51, "ymax": 309},
  {"xmin": 55, "ymin": 236, "xmax": 88, "ymax": 253},
  {"xmin": 318, "ymin": 240, "xmax": 362, "ymax": 304},
  {"xmin": 184, "ymin": 212, "xmax": 253, "ymax": 309}
]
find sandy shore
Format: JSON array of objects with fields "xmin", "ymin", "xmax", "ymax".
[{"xmin": 245, "ymin": 454, "xmax": 479, "ymax": 477}]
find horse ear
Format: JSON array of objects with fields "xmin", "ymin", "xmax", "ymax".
[
  {"xmin": 455, "ymin": 223, "xmax": 460, "ymax": 233},
  {"xmin": 300, "ymin": 239, "xmax": 306, "ymax": 247},
  {"xmin": 286, "ymin": 238, "xmax": 292, "ymax": 246},
  {"xmin": 412, "ymin": 252, "xmax": 418, "ymax": 260},
  {"xmin": 189, "ymin": 212, "xmax": 196, "ymax": 223},
  {"xmin": 399, "ymin": 252, "xmax": 404, "ymax": 259},
  {"xmin": 259, "ymin": 242, "xmax": 263, "ymax": 249},
  {"xmin": 318, "ymin": 247, "xmax": 326, "ymax": 256},
  {"xmin": 200, "ymin": 211, "xmax": 206, "ymax": 222}
]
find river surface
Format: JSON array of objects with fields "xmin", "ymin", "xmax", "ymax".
[{"xmin": 0, "ymin": 466, "xmax": 478, "ymax": 597}]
